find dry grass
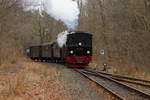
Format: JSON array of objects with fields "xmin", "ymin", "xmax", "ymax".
[
  {"xmin": 0, "ymin": 59, "xmax": 72, "ymax": 100},
  {"xmin": 90, "ymin": 57, "xmax": 150, "ymax": 81}
]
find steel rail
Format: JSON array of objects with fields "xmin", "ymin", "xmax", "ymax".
[
  {"xmin": 74, "ymin": 69, "xmax": 124, "ymax": 100},
  {"xmin": 76, "ymin": 69, "xmax": 150, "ymax": 100},
  {"xmin": 86, "ymin": 69, "xmax": 150, "ymax": 86},
  {"xmin": 111, "ymin": 76, "xmax": 150, "ymax": 88}
]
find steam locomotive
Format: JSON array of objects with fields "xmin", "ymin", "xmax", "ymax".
[{"xmin": 27, "ymin": 31, "xmax": 92, "ymax": 68}]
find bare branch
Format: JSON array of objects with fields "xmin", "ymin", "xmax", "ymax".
[{"xmin": 0, "ymin": 0, "xmax": 20, "ymax": 19}]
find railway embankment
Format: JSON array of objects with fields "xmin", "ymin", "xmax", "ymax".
[
  {"xmin": 0, "ymin": 60, "xmax": 105, "ymax": 100},
  {"xmin": 0, "ymin": 60, "xmax": 72, "ymax": 100}
]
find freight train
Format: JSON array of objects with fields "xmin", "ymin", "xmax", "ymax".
[{"xmin": 27, "ymin": 31, "xmax": 92, "ymax": 68}]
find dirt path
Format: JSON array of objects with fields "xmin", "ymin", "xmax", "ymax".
[{"xmin": 52, "ymin": 64, "xmax": 105, "ymax": 100}]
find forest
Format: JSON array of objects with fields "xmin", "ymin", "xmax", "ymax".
[{"xmin": 0, "ymin": 0, "xmax": 150, "ymax": 74}]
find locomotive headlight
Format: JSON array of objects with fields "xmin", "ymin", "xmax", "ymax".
[
  {"xmin": 87, "ymin": 50, "xmax": 90, "ymax": 54},
  {"xmin": 78, "ymin": 42, "xmax": 82, "ymax": 46},
  {"xmin": 70, "ymin": 50, "xmax": 74, "ymax": 54}
]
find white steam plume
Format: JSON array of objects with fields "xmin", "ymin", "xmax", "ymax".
[
  {"xmin": 23, "ymin": 0, "xmax": 83, "ymax": 30},
  {"xmin": 57, "ymin": 31, "xmax": 75, "ymax": 47},
  {"xmin": 44, "ymin": 0, "xmax": 80, "ymax": 30},
  {"xmin": 57, "ymin": 31, "xmax": 69, "ymax": 47}
]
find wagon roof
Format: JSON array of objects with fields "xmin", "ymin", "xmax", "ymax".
[{"xmin": 29, "ymin": 41, "xmax": 56, "ymax": 47}]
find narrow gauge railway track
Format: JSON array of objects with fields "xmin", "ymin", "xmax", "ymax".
[
  {"xmin": 86, "ymin": 69, "xmax": 150, "ymax": 88},
  {"xmin": 75, "ymin": 69, "xmax": 150, "ymax": 100}
]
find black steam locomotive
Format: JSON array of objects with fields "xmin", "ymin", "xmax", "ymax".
[{"xmin": 27, "ymin": 31, "xmax": 92, "ymax": 68}]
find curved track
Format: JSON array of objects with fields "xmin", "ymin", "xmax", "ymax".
[
  {"xmin": 75, "ymin": 69, "xmax": 150, "ymax": 100},
  {"xmin": 86, "ymin": 69, "xmax": 150, "ymax": 88}
]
